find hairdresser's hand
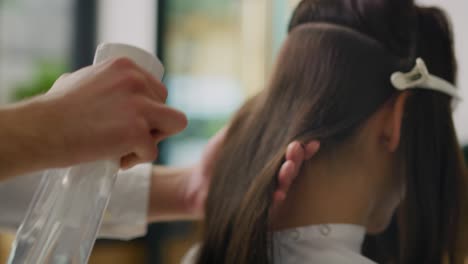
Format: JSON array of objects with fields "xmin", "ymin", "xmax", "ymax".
[
  {"xmin": 274, "ymin": 141, "xmax": 320, "ymax": 202},
  {"xmin": 268, "ymin": 140, "xmax": 320, "ymax": 217},
  {"xmin": 183, "ymin": 127, "xmax": 320, "ymax": 217},
  {"xmin": 2, "ymin": 58, "xmax": 187, "ymax": 178},
  {"xmin": 49, "ymin": 59, "xmax": 187, "ymax": 169}
]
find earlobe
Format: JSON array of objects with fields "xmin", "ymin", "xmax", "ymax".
[{"xmin": 388, "ymin": 92, "xmax": 411, "ymax": 152}]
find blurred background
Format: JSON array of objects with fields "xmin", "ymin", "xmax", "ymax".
[{"xmin": 0, "ymin": 0, "xmax": 467, "ymax": 263}]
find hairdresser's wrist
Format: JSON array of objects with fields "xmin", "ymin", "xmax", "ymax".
[
  {"xmin": 148, "ymin": 165, "xmax": 198, "ymax": 222},
  {"xmin": 0, "ymin": 97, "xmax": 57, "ymax": 179}
]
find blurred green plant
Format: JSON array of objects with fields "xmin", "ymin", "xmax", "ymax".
[{"xmin": 12, "ymin": 61, "xmax": 67, "ymax": 101}]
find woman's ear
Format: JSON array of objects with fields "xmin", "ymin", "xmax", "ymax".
[{"xmin": 386, "ymin": 92, "xmax": 411, "ymax": 152}]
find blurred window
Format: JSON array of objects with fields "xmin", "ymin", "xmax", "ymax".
[
  {"xmin": 0, "ymin": 0, "xmax": 74, "ymax": 103},
  {"xmin": 161, "ymin": 0, "xmax": 275, "ymax": 166}
]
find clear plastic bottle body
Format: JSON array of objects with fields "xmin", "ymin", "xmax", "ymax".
[{"xmin": 8, "ymin": 160, "xmax": 119, "ymax": 264}]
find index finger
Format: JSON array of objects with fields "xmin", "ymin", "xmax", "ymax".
[
  {"xmin": 135, "ymin": 65, "xmax": 168, "ymax": 103},
  {"xmin": 143, "ymin": 100, "xmax": 188, "ymax": 137}
]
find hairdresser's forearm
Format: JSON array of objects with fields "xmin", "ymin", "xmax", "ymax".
[
  {"xmin": 147, "ymin": 165, "xmax": 197, "ymax": 222},
  {"xmin": 0, "ymin": 100, "xmax": 51, "ymax": 181}
]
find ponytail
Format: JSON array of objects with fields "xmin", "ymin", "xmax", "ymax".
[{"xmin": 396, "ymin": 6, "xmax": 465, "ymax": 264}]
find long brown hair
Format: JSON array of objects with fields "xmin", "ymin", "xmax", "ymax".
[{"xmin": 195, "ymin": 1, "xmax": 466, "ymax": 264}]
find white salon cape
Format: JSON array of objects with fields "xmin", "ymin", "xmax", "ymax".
[
  {"xmin": 0, "ymin": 164, "xmax": 151, "ymax": 240},
  {"xmin": 182, "ymin": 224, "xmax": 376, "ymax": 264}
]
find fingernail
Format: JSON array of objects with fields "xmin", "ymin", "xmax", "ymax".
[
  {"xmin": 294, "ymin": 142, "xmax": 303, "ymax": 152},
  {"xmin": 275, "ymin": 192, "xmax": 286, "ymax": 201},
  {"xmin": 287, "ymin": 161, "xmax": 296, "ymax": 174},
  {"xmin": 288, "ymin": 142, "xmax": 296, "ymax": 151},
  {"xmin": 309, "ymin": 141, "xmax": 320, "ymax": 151}
]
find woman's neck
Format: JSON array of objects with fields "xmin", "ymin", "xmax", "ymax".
[{"xmin": 271, "ymin": 156, "xmax": 378, "ymax": 231}]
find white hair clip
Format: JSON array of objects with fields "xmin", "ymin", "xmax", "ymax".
[{"xmin": 390, "ymin": 58, "xmax": 461, "ymax": 100}]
